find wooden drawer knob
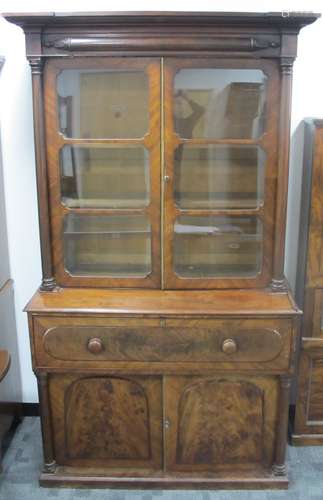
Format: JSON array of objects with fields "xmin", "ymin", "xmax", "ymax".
[
  {"xmin": 222, "ymin": 338, "xmax": 238, "ymax": 354},
  {"xmin": 87, "ymin": 338, "xmax": 104, "ymax": 354}
]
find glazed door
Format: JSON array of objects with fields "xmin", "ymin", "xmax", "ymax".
[
  {"xmin": 164, "ymin": 375, "xmax": 279, "ymax": 472},
  {"xmin": 49, "ymin": 373, "xmax": 163, "ymax": 470},
  {"xmin": 45, "ymin": 58, "xmax": 161, "ymax": 288},
  {"xmin": 163, "ymin": 59, "xmax": 279, "ymax": 288},
  {"xmin": 45, "ymin": 57, "xmax": 279, "ymax": 289}
]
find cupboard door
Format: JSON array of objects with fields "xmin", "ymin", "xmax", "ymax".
[
  {"xmin": 164, "ymin": 375, "xmax": 278, "ymax": 472},
  {"xmin": 294, "ymin": 339, "xmax": 323, "ymax": 436},
  {"xmin": 45, "ymin": 58, "xmax": 161, "ymax": 288},
  {"xmin": 49, "ymin": 373, "xmax": 163, "ymax": 470},
  {"xmin": 305, "ymin": 125, "xmax": 323, "ymax": 287},
  {"xmin": 163, "ymin": 59, "xmax": 279, "ymax": 289}
]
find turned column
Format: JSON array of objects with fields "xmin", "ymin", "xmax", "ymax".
[
  {"xmin": 29, "ymin": 56, "xmax": 56, "ymax": 291},
  {"xmin": 272, "ymin": 375, "xmax": 292, "ymax": 476},
  {"xmin": 271, "ymin": 54, "xmax": 294, "ymax": 291},
  {"xmin": 37, "ymin": 372, "xmax": 56, "ymax": 472}
]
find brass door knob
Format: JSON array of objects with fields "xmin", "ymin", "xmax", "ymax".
[
  {"xmin": 87, "ymin": 337, "xmax": 104, "ymax": 354},
  {"xmin": 222, "ymin": 338, "xmax": 238, "ymax": 354}
]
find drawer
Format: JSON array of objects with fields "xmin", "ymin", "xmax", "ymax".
[{"xmin": 32, "ymin": 316, "xmax": 294, "ymax": 372}]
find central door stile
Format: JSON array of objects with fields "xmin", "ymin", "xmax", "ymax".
[{"xmin": 161, "ymin": 57, "xmax": 165, "ymax": 290}]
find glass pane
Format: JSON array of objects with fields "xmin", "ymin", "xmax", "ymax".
[
  {"xmin": 60, "ymin": 145, "xmax": 150, "ymax": 208},
  {"xmin": 174, "ymin": 69, "xmax": 266, "ymax": 139},
  {"xmin": 64, "ymin": 214, "xmax": 151, "ymax": 277},
  {"xmin": 57, "ymin": 69, "xmax": 149, "ymax": 138},
  {"xmin": 174, "ymin": 145, "xmax": 265, "ymax": 209},
  {"xmin": 174, "ymin": 215, "xmax": 262, "ymax": 278}
]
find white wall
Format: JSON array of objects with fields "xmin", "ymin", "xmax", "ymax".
[
  {"xmin": 0, "ymin": 18, "xmax": 41, "ymax": 402},
  {"xmin": 285, "ymin": 11, "xmax": 323, "ymax": 290},
  {"xmin": 0, "ymin": 0, "xmax": 322, "ymax": 401}
]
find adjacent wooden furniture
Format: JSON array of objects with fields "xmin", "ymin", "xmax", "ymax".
[
  {"xmin": 0, "ymin": 351, "xmax": 10, "ymax": 384},
  {"xmin": 292, "ymin": 119, "xmax": 323, "ymax": 445},
  {"xmin": 0, "ymin": 55, "xmax": 23, "ymax": 468},
  {"xmin": 5, "ymin": 11, "xmax": 319, "ymax": 489},
  {"xmin": 0, "ymin": 349, "xmax": 11, "ymax": 472}
]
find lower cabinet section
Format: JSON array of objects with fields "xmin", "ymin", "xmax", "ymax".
[
  {"xmin": 293, "ymin": 338, "xmax": 323, "ymax": 445},
  {"xmin": 44, "ymin": 372, "xmax": 283, "ymax": 486},
  {"xmin": 28, "ymin": 290, "xmax": 298, "ymax": 488}
]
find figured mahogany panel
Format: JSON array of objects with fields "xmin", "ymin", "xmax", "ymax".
[
  {"xmin": 33, "ymin": 316, "xmax": 293, "ymax": 371},
  {"xmin": 176, "ymin": 379, "xmax": 263, "ymax": 464},
  {"xmin": 66, "ymin": 377, "xmax": 150, "ymax": 459},
  {"xmin": 165, "ymin": 375, "xmax": 278, "ymax": 471},
  {"xmin": 49, "ymin": 373, "xmax": 163, "ymax": 468}
]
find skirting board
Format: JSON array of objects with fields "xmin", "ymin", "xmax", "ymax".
[
  {"xmin": 0, "ymin": 402, "xmax": 39, "ymax": 417},
  {"xmin": 291, "ymin": 434, "xmax": 323, "ymax": 446}
]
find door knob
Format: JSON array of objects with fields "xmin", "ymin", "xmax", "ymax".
[
  {"xmin": 87, "ymin": 337, "xmax": 104, "ymax": 354},
  {"xmin": 221, "ymin": 338, "xmax": 238, "ymax": 354}
]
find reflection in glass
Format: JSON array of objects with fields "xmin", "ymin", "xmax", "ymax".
[
  {"xmin": 64, "ymin": 214, "xmax": 151, "ymax": 277},
  {"xmin": 174, "ymin": 145, "xmax": 265, "ymax": 209},
  {"xmin": 57, "ymin": 69, "xmax": 149, "ymax": 138},
  {"xmin": 60, "ymin": 145, "xmax": 150, "ymax": 208},
  {"xmin": 174, "ymin": 215, "xmax": 262, "ymax": 278},
  {"xmin": 174, "ymin": 69, "xmax": 266, "ymax": 139}
]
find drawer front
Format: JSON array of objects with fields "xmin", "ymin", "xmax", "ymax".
[{"xmin": 32, "ymin": 316, "xmax": 294, "ymax": 371}]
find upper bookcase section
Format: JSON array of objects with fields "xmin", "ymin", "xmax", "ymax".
[{"xmin": 3, "ymin": 11, "xmax": 320, "ymax": 59}]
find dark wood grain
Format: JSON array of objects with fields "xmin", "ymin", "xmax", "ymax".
[
  {"xmin": 293, "ymin": 338, "xmax": 323, "ymax": 443},
  {"xmin": 176, "ymin": 379, "xmax": 264, "ymax": 465},
  {"xmin": 37, "ymin": 373, "xmax": 56, "ymax": 472},
  {"xmin": 292, "ymin": 121, "xmax": 323, "ymax": 444},
  {"xmin": 32, "ymin": 316, "xmax": 294, "ymax": 372},
  {"xmin": 165, "ymin": 375, "xmax": 278, "ymax": 471},
  {"xmin": 49, "ymin": 373, "xmax": 162, "ymax": 469},
  {"xmin": 65, "ymin": 377, "xmax": 151, "ymax": 460}
]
